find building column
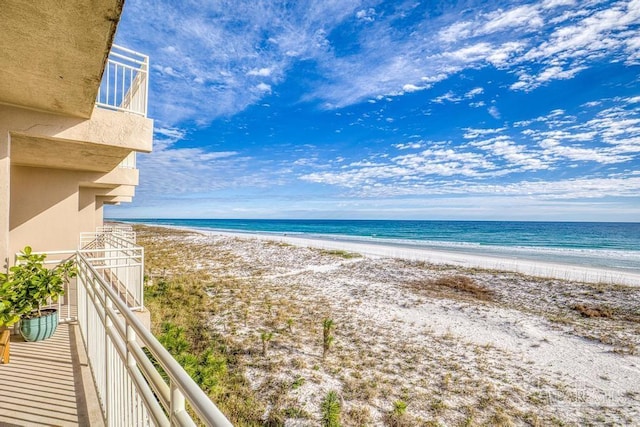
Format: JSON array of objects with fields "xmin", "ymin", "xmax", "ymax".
[{"xmin": 0, "ymin": 132, "xmax": 9, "ymax": 270}]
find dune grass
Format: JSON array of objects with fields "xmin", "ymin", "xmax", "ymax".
[{"xmin": 143, "ymin": 262, "xmax": 264, "ymax": 425}]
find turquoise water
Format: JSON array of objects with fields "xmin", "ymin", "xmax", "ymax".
[{"xmin": 118, "ymin": 219, "xmax": 640, "ymax": 273}]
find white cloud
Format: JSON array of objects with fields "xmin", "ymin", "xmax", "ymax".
[
  {"xmin": 519, "ymin": 0, "xmax": 640, "ymax": 81},
  {"xmin": 155, "ymin": 126, "xmax": 185, "ymax": 141},
  {"xmin": 301, "ymin": 164, "xmax": 640, "ymax": 200},
  {"xmin": 255, "ymin": 82, "xmax": 272, "ymax": 92},
  {"xmin": 539, "ymin": 138, "xmax": 633, "ymax": 164},
  {"xmin": 433, "ymin": 91, "xmax": 462, "ymax": 103},
  {"xmin": 539, "ymin": 65, "xmax": 585, "ymax": 82},
  {"xmin": 479, "ymin": 5, "xmax": 544, "ymax": 35},
  {"xmin": 488, "ymin": 106, "xmax": 501, "ymax": 119},
  {"xmin": 247, "ymin": 68, "xmax": 272, "ymax": 77},
  {"xmin": 471, "ymin": 136, "xmax": 548, "ymax": 170},
  {"xmin": 356, "ymin": 8, "xmax": 376, "ymax": 22},
  {"xmin": 542, "ymin": 0, "xmax": 576, "ymax": 9},
  {"xmin": 438, "ymin": 21, "xmax": 474, "ymax": 43},
  {"xmin": 153, "ymin": 127, "xmax": 187, "ymax": 150},
  {"xmin": 463, "ymin": 127, "xmax": 506, "ymax": 139},
  {"xmin": 465, "ymin": 87, "xmax": 484, "ymax": 98},
  {"xmin": 298, "ymin": 99, "xmax": 640, "ymax": 201},
  {"xmin": 118, "ymin": 0, "xmax": 367, "ymax": 124},
  {"xmin": 402, "ymin": 83, "xmax": 424, "ymax": 92},
  {"xmin": 394, "ymin": 142, "xmax": 425, "ymax": 150}
]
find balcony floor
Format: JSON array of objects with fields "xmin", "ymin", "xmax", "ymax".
[{"xmin": 0, "ymin": 322, "xmax": 104, "ymax": 426}]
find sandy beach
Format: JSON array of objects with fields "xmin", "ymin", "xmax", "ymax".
[
  {"xmin": 207, "ymin": 229, "xmax": 640, "ymax": 287},
  {"xmin": 137, "ymin": 224, "xmax": 640, "ymax": 426}
]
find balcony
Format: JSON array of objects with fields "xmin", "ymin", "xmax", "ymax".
[
  {"xmin": 0, "ymin": 228, "xmax": 232, "ymax": 426},
  {"xmin": 117, "ymin": 152, "xmax": 137, "ymax": 170},
  {"xmin": 96, "ymin": 45, "xmax": 149, "ymax": 118}
]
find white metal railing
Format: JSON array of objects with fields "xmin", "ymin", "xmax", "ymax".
[
  {"xmin": 97, "ymin": 225, "xmax": 134, "ymax": 233},
  {"xmin": 76, "ymin": 252, "xmax": 232, "ymax": 426},
  {"xmin": 96, "ymin": 44, "xmax": 149, "ymax": 117},
  {"xmin": 117, "ymin": 152, "xmax": 137, "ymax": 169},
  {"xmin": 17, "ymin": 230, "xmax": 233, "ymax": 426},
  {"xmin": 84, "ymin": 225, "xmax": 136, "ymax": 244},
  {"xmin": 79, "ymin": 231, "xmax": 143, "ymax": 310}
]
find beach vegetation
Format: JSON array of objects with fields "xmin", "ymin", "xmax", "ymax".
[
  {"xmin": 384, "ymin": 399, "xmax": 417, "ymax": 427},
  {"xmin": 291, "ymin": 375, "xmax": 305, "ymax": 389},
  {"xmin": 320, "ymin": 390, "xmax": 341, "ymax": 427},
  {"xmin": 320, "ymin": 249, "xmax": 361, "ymax": 259},
  {"xmin": 344, "ymin": 405, "xmax": 372, "ymax": 426},
  {"xmin": 322, "ymin": 318, "xmax": 335, "ymax": 359},
  {"xmin": 571, "ymin": 304, "xmax": 614, "ymax": 318},
  {"xmin": 430, "ymin": 398, "xmax": 448, "ymax": 414},
  {"xmin": 489, "ymin": 407, "xmax": 514, "ymax": 426},
  {"xmin": 143, "ymin": 274, "xmax": 264, "ymax": 425},
  {"xmin": 283, "ymin": 405, "xmax": 312, "ymax": 419},
  {"xmin": 612, "ymin": 344, "xmax": 637, "ymax": 355},
  {"xmin": 393, "ymin": 399, "xmax": 407, "ymax": 415},
  {"xmin": 433, "ymin": 275, "xmax": 493, "ymax": 300},
  {"xmin": 261, "ymin": 331, "xmax": 274, "ymax": 356},
  {"xmin": 407, "ymin": 274, "xmax": 493, "ymax": 301},
  {"xmin": 291, "ymin": 357, "xmax": 306, "ymax": 369}
]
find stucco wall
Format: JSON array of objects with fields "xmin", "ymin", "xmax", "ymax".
[
  {"xmin": 9, "ymin": 166, "xmax": 83, "ymax": 257},
  {"xmin": 79, "ymin": 188, "xmax": 100, "ymax": 234}
]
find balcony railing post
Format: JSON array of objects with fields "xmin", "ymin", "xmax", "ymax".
[
  {"xmin": 143, "ymin": 55, "xmax": 149, "ymax": 117},
  {"xmin": 170, "ymin": 383, "xmax": 187, "ymax": 425},
  {"xmin": 105, "ymin": 296, "xmax": 113, "ymax": 426}
]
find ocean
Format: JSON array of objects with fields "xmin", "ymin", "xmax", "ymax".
[{"xmin": 118, "ymin": 219, "xmax": 640, "ymax": 273}]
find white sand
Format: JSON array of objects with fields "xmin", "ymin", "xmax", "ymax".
[{"xmin": 202, "ymin": 229, "xmax": 640, "ymax": 286}]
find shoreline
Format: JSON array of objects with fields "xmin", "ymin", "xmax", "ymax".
[{"xmin": 156, "ymin": 224, "xmax": 640, "ymax": 286}]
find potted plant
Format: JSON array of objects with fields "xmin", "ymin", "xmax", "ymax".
[{"xmin": 0, "ymin": 246, "xmax": 76, "ymax": 342}]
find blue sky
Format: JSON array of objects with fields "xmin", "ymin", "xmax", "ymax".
[{"xmin": 107, "ymin": 0, "xmax": 640, "ymax": 221}]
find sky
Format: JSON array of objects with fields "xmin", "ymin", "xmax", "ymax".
[{"xmin": 107, "ymin": 0, "xmax": 640, "ymax": 221}]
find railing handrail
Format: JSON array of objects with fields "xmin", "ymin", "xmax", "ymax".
[
  {"xmin": 98, "ymin": 224, "xmax": 133, "ymax": 232},
  {"xmin": 80, "ymin": 230, "xmax": 137, "ymax": 247},
  {"xmin": 111, "ymin": 43, "xmax": 148, "ymax": 58},
  {"xmin": 77, "ymin": 251, "xmax": 233, "ymax": 426}
]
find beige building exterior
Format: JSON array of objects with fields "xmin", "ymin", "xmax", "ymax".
[{"xmin": 0, "ymin": 0, "xmax": 153, "ymax": 267}]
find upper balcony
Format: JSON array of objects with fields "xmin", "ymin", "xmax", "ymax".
[
  {"xmin": 96, "ymin": 45, "xmax": 149, "ymax": 118},
  {"xmin": 2, "ymin": 42, "xmax": 152, "ymax": 176}
]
